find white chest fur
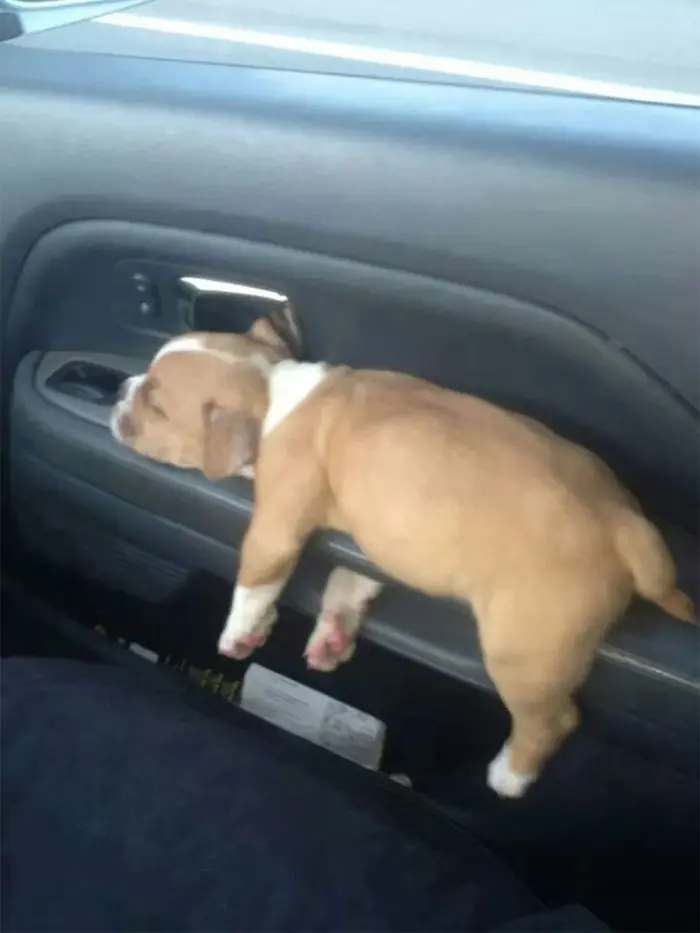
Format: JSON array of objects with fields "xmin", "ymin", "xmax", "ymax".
[{"xmin": 262, "ymin": 361, "xmax": 329, "ymax": 437}]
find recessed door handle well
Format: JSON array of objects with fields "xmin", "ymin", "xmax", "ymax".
[
  {"xmin": 46, "ymin": 361, "xmax": 126, "ymax": 407},
  {"xmin": 34, "ymin": 352, "xmax": 144, "ymax": 429}
]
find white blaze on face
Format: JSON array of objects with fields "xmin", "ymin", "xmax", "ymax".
[
  {"xmin": 153, "ymin": 334, "xmax": 206, "ymax": 361},
  {"xmin": 153, "ymin": 333, "xmax": 273, "ymax": 375}
]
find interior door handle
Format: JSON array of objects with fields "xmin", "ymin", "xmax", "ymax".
[
  {"xmin": 177, "ymin": 276, "xmax": 289, "ymax": 306},
  {"xmin": 176, "ymin": 276, "xmax": 302, "ymax": 356}
]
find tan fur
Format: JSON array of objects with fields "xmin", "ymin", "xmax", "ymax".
[
  {"xmin": 114, "ymin": 324, "xmax": 695, "ymax": 788},
  {"xmin": 251, "ymin": 368, "xmax": 695, "ymax": 776}
]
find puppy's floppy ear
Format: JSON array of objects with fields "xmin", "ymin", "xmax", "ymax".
[
  {"xmin": 247, "ymin": 301, "xmax": 303, "ymax": 359},
  {"xmin": 201, "ymin": 400, "xmax": 260, "ymax": 481}
]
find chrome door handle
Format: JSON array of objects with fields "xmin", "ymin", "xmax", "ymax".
[
  {"xmin": 177, "ymin": 276, "xmax": 290, "ymax": 305},
  {"xmin": 176, "ymin": 276, "xmax": 302, "ymax": 357}
]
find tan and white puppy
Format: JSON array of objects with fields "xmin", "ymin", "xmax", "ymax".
[{"xmin": 112, "ymin": 324, "xmax": 695, "ymax": 798}]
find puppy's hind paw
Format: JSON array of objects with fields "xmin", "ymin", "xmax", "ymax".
[{"xmin": 487, "ymin": 743, "xmax": 536, "ymax": 799}]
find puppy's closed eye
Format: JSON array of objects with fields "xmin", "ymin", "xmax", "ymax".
[
  {"xmin": 141, "ymin": 377, "xmax": 168, "ymax": 419},
  {"xmin": 148, "ymin": 399, "xmax": 168, "ymax": 419}
]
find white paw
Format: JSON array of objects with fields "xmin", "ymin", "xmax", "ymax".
[
  {"xmin": 487, "ymin": 743, "xmax": 536, "ymax": 799},
  {"xmin": 218, "ymin": 604, "xmax": 277, "ymax": 660},
  {"xmin": 218, "ymin": 629, "xmax": 268, "ymax": 660}
]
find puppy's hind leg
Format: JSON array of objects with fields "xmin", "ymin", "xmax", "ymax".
[
  {"xmin": 305, "ymin": 569, "xmax": 383, "ymax": 672},
  {"xmin": 478, "ymin": 586, "xmax": 622, "ymax": 798},
  {"xmin": 485, "ymin": 688, "xmax": 580, "ymax": 799}
]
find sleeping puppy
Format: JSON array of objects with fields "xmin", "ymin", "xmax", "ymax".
[{"xmin": 111, "ymin": 324, "xmax": 695, "ymax": 797}]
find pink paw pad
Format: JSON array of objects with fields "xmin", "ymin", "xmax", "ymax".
[
  {"xmin": 305, "ymin": 612, "xmax": 356, "ymax": 672},
  {"xmin": 218, "ymin": 631, "xmax": 268, "ymax": 660}
]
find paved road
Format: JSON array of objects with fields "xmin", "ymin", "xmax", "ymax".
[{"xmin": 149, "ymin": 0, "xmax": 700, "ymax": 94}]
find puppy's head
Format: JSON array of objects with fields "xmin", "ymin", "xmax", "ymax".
[{"xmin": 111, "ymin": 304, "xmax": 301, "ymax": 479}]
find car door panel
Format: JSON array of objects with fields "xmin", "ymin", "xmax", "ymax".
[
  {"xmin": 2, "ymin": 45, "xmax": 699, "ymax": 406},
  {"xmin": 2, "ymin": 42, "xmax": 698, "ymax": 742}
]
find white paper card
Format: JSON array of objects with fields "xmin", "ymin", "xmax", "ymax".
[
  {"xmin": 128, "ymin": 642, "xmax": 159, "ymax": 664},
  {"xmin": 240, "ymin": 663, "xmax": 386, "ymax": 770}
]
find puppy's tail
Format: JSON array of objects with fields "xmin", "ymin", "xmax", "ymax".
[{"xmin": 614, "ymin": 511, "xmax": 696, "ymax": 623}]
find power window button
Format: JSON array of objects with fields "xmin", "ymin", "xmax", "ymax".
[
  {"xmin": 129, "ymin": 272, "xmax": 160, "ymax": 319},
  {"xmin": 137, "ymin": 297, "xmax": 158, "ymax": 318}
]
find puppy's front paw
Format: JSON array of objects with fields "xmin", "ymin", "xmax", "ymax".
[
  {"xmin": 487, "ymin": 743, "xmax": 535, "ymax": 799},
  {"xmin": 217, "ymin": 605, "xmax": 277, "ymax": 660},
  {"xmin": 218, "ymin": 630, "xmax": 268, "ymax": 660},
  {"xmin": 305, "ymin": 610, "xmax": 358, "ymax": 672}
]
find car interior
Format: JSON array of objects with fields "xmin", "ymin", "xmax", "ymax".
[{"xmin": 1, "ymin": 3, "xmax": 699, "ymax": 931}]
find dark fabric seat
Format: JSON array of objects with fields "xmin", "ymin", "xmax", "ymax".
[{"xmin": 0, "ymin": 658, "xmax": 600, "ymax": 932}]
